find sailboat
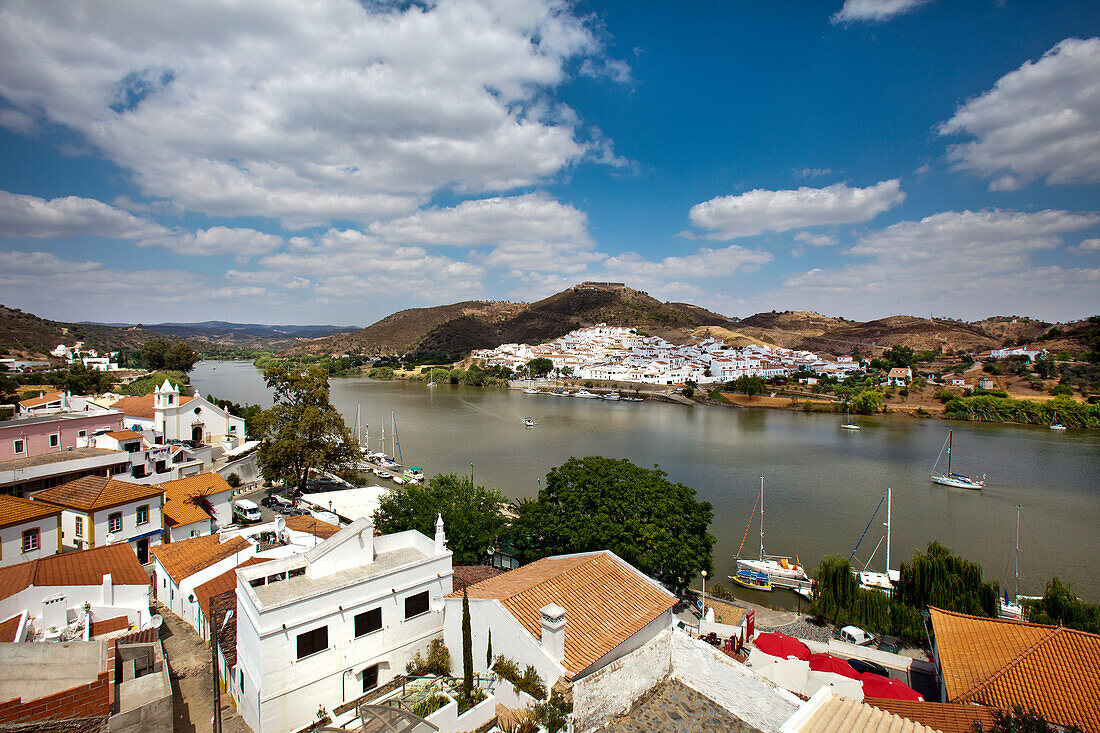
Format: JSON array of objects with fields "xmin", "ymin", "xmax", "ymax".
[
  {"xmin": 998, "ymin": 505, "xmax": 1024, "ymax": 620},
  {"xmin": 840, "ymin": 407, "xmax": 861, "ymax": 431},
  {"xmin": 929, "ymin": 430, "xmax": 985, "ymax": 489},
  {"xmin": 427, "ymin": 367, "xmax": 440, "ymax": 388},
  {"xmin": 1049, "ymin": 411, "xmax": 1067, "ymax": 431},
  {"xmin": 857, "ymin": 487, "xmax": 900, "ymax": 591},
  {"xmin": 732, "ymin": 477, "xmax": 808, "ymax": 590}
]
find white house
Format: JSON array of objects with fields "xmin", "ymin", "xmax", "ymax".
[
  {"xmin": 93, "ymin": 429, "xmax": 204, "ymax": 484},
  {"xmin": 443, "ymin": 550, "xmax": 677, "ymax": 690},
  {"xmin": 886, "ymin": 367, "xmax": 912, "ymax": 386},
  {"xmin": 232, "ymin": 516, "xmax": 453, "ymax": 733},
  {"xmin": 990, "ymin": 347, "xmax": 1045, "ymax": 361},
  {"xmin": 30, "ymin": 475, "xmax": 165, "ymax": 564},
  {"xmin": 0, "ymin": 495, "xmax": 61, "ymax": 567},
  {"xmin": 111, "ymin": 380, "xmax": 246, "ymax": 446},
  {"xmin": 160, "ymin": 472, "xmax": 236, "ymax": 542},
  {"xmin": 0, "ymin": 542, "xmax": 152, "ymax": 640}
]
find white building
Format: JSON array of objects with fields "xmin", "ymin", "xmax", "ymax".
[
  {"xmin": 0, "ymin": 495, "xmax": 61, "ymax": 567},
  {"xmin": 232, "ymin": 516, "xmax": 453, "ymax": 733},
  {"xmin": 990, "ymin": 346, "xmax": 1046, "ymax": 361},
  {"xmin": 443, "ymin": 550, "xmax": 676, "ymax": 690},
  {"xmin": 93, "ymin": 429, "xmax": 204, "ymax": 484},
  {"xmin": 111, "ymin": 380, "xmax": 246, "ymax": 446},
  {"xmin": 31, "ymin": 475, "xmax": 165, "ymax": 564},
  {"xmin": 160, "ymin": 472, "xmax": 236, "ymax": 542}
]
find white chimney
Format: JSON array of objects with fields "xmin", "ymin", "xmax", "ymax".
[
  {"xmin": 101, "ymin": 573, "xmax": 113, "ymax": 606},
  {"xmin": 434, "ymin": 513, "xmax": 447, "ymax": 555},
  {"xmin": 540, "ymin": 603, "xmax": 566, "ymax": 663}
]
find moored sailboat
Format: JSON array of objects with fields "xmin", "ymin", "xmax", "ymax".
[
  {"xmin": 856, "ymin": 487, "xmax": 900, "ymax": 592},
  {"xmin": 1049, "ymin": 411, "xmax": 1067, "ymax": 431},
  {"xmin": 929, "ymin": 430, "xmax": 984, "ymax": 490},
  {"xmin": 732, "ymin": 477, "xmax": 809, "ymax": 590},
  {"xmin": 840, "ymin": 407, "xmax": 861, "ymax": 431}
]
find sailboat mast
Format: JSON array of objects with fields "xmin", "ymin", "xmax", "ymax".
[
  {"xmin": 354, "ymin": 403, "xmax": 361, "ymax": 445},
  {"xmin": 391, "ymin": 411, "xmax": 396, "ymax": 456},
  {"xmin": 885, "ymin": 487, "xmax": 891, "ymax": 573},
  {"xmin": 1014, "ymin": 505, "xmax": 1021, "ymax": 600},
  {"xmin": 946, "ymin": 430, "xmax": 953, "ymax": 475},
  {"xmin": 759, "ymin": 476, "xmax": 765, "ymax": 561}
]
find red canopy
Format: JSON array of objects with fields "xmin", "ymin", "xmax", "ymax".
[
  {"xmin": 807, "ymin": 653, "xmax": 861, "ymax": 679},
  {"xmin": 754, "ymin": 632, "xmax": 810, "ymax": 660},
  {"xmin": 859, "ymin": 672, "xmax": 924, "ymax": 701}
]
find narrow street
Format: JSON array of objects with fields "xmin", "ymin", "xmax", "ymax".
[{"xmin": 157, "ymin": 602, "xmax": 250, "ymax": 733}]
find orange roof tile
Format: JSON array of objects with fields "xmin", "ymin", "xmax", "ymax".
[
  {"xmin": 0, "ymin": 494, "xmax": 61, "ymax": 529},
  {"xmin": 160, "ymin": 473, "xmax": 233, "ymax": 528},
  {"xmin": 32, "ymin": 475, "xmax": 163, "ymax": 512},
  {"xmin": 109, "ymin": 394, "xmax": 155, "ymax": 419},
  {"xmin": 865, "ymin": 699, "xmax": 997, "ymax": 733},
  {"xmin": 931, "ymin": 607, "xmax": 1100, "ymax": 732},
  {"xmin": 452, "ymin": 551, "xmax": 676, "ymax": 679},
  {"xmin": 18, "ymin": 391, "xmax": 64, "ymax": 409},
  {"xmin": 0, "ymin": 543, "xmax": 149, "ymax": 602},
  {"xmin": 0, "ymin": 614, "xmax": 21, "ymax": 642},
  {"xmin": 151, "ymin": 534, "xmax": 252, "ymax": 584},
  {"xmin": 104, "ymin": 430, "xmax": 143, "ymax": 441},
  {"xmin": 193, "ymin": 556, "xmax": 271, "ymax": 620},
  {"xmin": 162, "ymin": 499, "xmax": 213, "ymax": 528},
  {"xmin": 283, "ymin": 514, "xmax": 341, "ymax": 539}
]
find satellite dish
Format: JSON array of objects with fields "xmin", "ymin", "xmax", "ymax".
[
  {"xmin": 430, "ymin": 596, "xmax": 445, "ymax": 613},
  {"xmin": 105, "ymin": 533, "xmax": 115, "ymax": 545},
  {"xmin": 275, "ymin": 517, "xmax": 286, "ymax": 532},
  {"xmin": 151, "ymin": 614, "xmax": 163, "ymax": 630}
]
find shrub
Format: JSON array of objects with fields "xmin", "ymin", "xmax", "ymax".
[
  {"xmin": 492, "ymin": 656, "xmax": 546, "ymax": 700},
  {"xmin": 411, "ymin": 693, "xmax": 449, "ymax": 718},
  {"xmin": 1049, "ymin": 384, "xmax": 1073, "ymax": 396},
  {"xmin": 935, "ymin": 389, "xmax": 955, "ymax": 404},
  {"xmin": 457, "ymin": 687, "xmax": 487, "ymax": 715},
  {"xmin": 226, "ymin": 473, "xmax": 241, "ymax": 488},
  {"xmin": 407, "ymin": 639, "xmax": 451, "ymax": 676},
  {"xmin": 529, "ymin": 689, "xmax": 572, "ymax": 733}
]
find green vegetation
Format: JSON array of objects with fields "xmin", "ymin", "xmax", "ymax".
[
  {"xmin": 373, "ymin": 473, "xmax": 507, "ymax": 564},
  {"xmin": 509, "ymin": 456, "xmax": 715, "ymax": 592},
  {"xmin": 254, "ymin": 364, "xmax": 359, "ymax": 489},
  {"xmin": 127, "ymin": 338, "xmax": 198, "ymax": 372},
  {"xmin": 255, "ymin": 353, "xmax": 372, "ymax": 376},
  {"xmin": 491, "ymin": 656, "xmax": 546, "ymax": 700},
  {"xmin": 118, "ymin": 370, "xmax": 189, "ymax": 396},
  {"xmin": 461, "ymin": 584, "xmax": 474, "ymax": 701},
  {"xmin": 972, "ymin": 706, "xmax": 1085, "ymax": 733},
  {"xmin": 725, "ymin": 375, "xmax": 765, "ymax": 398},
  {"xmin": 944, "ymin": 395, "xmax": 1099, "ymax": 427},
  {"xmin": 530, "ymin": 689, "xmax": 571, "ymax": 733},
  {"xmin": 406, "ymin": 638, "xmax": 451, "ymax": 676},
  {"xmin": 525, "ymin": 357, "xmax": 554, "ymax": 378},
  {"xmin": 206, "ymin": 394, "xmax": 263, "ymax": 437},
  {"xmin": 1023, "ymin": 578, "xmax": 1100, "ymax": 634},
  {"xmin": 367, "ymin": 365, "xmax": 395, "ymax": 379},
  {"xmin": 54, "ymin": 361, "xmax": 116, "ymax": 395}
]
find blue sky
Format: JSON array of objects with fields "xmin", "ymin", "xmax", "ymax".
[{"xmin": 1, "ymin": 0, "xmax": 1098, "ymax": 326}]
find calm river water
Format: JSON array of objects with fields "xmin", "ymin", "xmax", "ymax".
[{"xmin": 193, "ymin": 360, "xmax": 1100, "ymax": 605}]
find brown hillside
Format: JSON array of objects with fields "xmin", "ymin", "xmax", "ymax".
[{"xmin": 0, "ymin": 305, "xmax": 181, "ymax": 359}]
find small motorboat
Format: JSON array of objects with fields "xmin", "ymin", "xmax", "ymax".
[
  {"xmin": 573, "ymin": 389, "xmax": 599, "ymax": 399},
  {"xmin": 523, "ymin": 388, "xmax": 540, "ymax": 395},
  {"xmin": 602, "ymin": 393, "xmax": 620, "ymax": 401},
  {"xmin": 730, "ymin": 568, "xmax": 772, "ymax": 591},
  {"xmin": 523, "ymin": 417, "xmax": 536, "ymax": 427}
]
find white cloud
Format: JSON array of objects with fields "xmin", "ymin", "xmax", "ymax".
[
  {"xmin": 602, "ymin": 244, "xmax": 772, "ymax": 281},
  {"xmin": 0, "ymin": 108, "xmax": 36, "ymax": 134},
  {"xmin": 781, "ymin": 209, "xmax": 1100, "ymax": 320},
  {"xmin": 0, "ymin": 0, "xmax": 623, "ymax": 228},
  {"xmin": 689, "ymin": 180, "xmax": 904, "ymax": 240},
  {"xmin": 794, "ymin": 232, "xmax": 839, "ymax": 247},
  {"xmin": 939, "ymin": 38, "xmax": 1100, "ymax": 189},
  {"xmin": 1069, "ymin": 238, "xmax": 1100, "ymax": 254},
  {"xmin": 793, "ymin": 167, "xmax": 833, "ymax": 179},
  {"xmin": 0, "ymin": 190, "xmax": 167, "ymax": 240},
  {"xmin": 831, "ymin": 0, "xmax": 929, "ymax": 24}
]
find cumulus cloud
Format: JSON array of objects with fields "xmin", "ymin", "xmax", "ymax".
[
  {"xmin": 938, "ymin": 38, "xmax": 1100, "ymax": 190},
  {"xmin": 0, "ymin": 0, "xmax": 624, "ymax": 227},
  {"xmin": 782, "ymin": 209, "xmax": 1100, "ymax": 320},
  {"xmin": 832, "ymin": 0, "xmax": 929, "ymax": 24},
  {"xmin": 794, "ymin": 232, "xmax": 839, "ymax": 247},
  {"xmin": 689, "ymin": 180, "xmax": 904, "ymax": 240},
  {"xmin": 1069, "ymin": 238, "xmax": 1100, "ymax": 254},
  {"xmin": 602, "ymin": 244, "xmax": 772, "ymax": 281}
]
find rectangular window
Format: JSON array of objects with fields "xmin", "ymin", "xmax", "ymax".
[
  {"xmin": 296, "ymin": 626, "xmax": 328, "ymax": 660},
  {"xmin": 363, "ymin": 664, "xmax": 379, "ymax": 692},
  {"xmin": 354, "ymin": 608, "xmax": 382, "ymax": 638},
  {"xmin": 75, "ymin": 516, "xmax": 83, "ymax": 537},
  {"xmin": 13, "ymin": 439, "xmax": 24, "ymax": 454},
  {"xmin": 136, "ymin": 505, "xmax": 149, "ymax": 525},
  {"xmin": 49, "ymin": 434, "xmax": 59, "ymax": 447},
  {"xmin": 404, "ymin": 591, "xmax": 429, "ymax": 620},
  {"xmin": 78, "ymin": 430, "xmax": 87, "ymax": 438},
  {"xmin": 22, "ymin": 529, "xmax": 39, "ymax": 553},
  {"xmin": 108, "ymin": 512, "xmax": 122, "ymax": 533},
  {"xmin": 240, "ymin": 670, "xmax": 244, "ymax": 692}
]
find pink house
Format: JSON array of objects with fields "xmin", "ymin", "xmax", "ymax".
[{"xmin": 0, "ymin": 412, "xmax": 124, "ymax": 462}]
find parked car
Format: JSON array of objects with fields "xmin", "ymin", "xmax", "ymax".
[
  {"xmin": 260, "ymin": 495, "xmax": 280, "ymax": 508},
  {"xmin": 232, "ymin": 499, "xmax": 262, "ymax": 524},
  {"xmin": 877, "ymin": 635, "xmax": 901, "ymax": 654},
  {"xmin": 847, "ymin": 658, "xmax": 890, "ymax": 678},
  {"xmin": 839, "ymin": 625, "xmax": 875, "ymax": 646}
]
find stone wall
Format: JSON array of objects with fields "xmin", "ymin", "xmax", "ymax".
[{"xmin": 572, "ymin": 630, "xmax": 673, "ymax": 732}]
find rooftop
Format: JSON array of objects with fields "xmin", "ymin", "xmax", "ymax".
[
  {"xmin": 17, "ymin": 391, "xmax": 64, "ymax": 409},
  {"xmin": 784, "ymin": 691, "xmax": 939, "ymax": 733},
  {"xmin": 0, "ymin": 411, "xmax": 121, "ymax": 430},
  {"xmin": 160, "ymin": 472, "xmax": 233, "ymax": 528},
  {"xmin": 211, "ymin": 590, "xmax": 238, "ymax": 666},
  {"xmin": 0, "ymin": 543, "xmax": 149, "ymax": 602},
  {"xmin": 109, "ymin": 393, "xmax": 193, "ymax": 420},
  {"xmin": 600, "ymin": 678, "xmax": 761, "ymax": 733},
  {"xmin": 930, "ymin": 606, "xmax": 1100, "ymax": 732},
  {"xmin": 0, "ymin": 494, "xmax": 61, "ymax": 529},
  {"xmin": 0, "ymin": 448, "xmax": 128, "ymax": 473},
  {"xmin": 0, "ymin": 641, "xmax": 104, "ymax": 704},
  {"xmin": 865, "ymin": 699, "xmax": 996, "ymax": 733},
  {"xmin": 31, "ymin": 475, "xmax": 163, "ymax": 512},
  {"xmin": 452, "ymin": 550, "xmax": 677, "ymax": 678},
  {"xmin": 150, "ymin": 534, "xmax": 252, "ymax": 585},
  {"xmin": 282, "ymin": 514, "xmax": 341, "ymax": 539},
  {"xmin": 193, "ymin": 556, "xmax": 271, "ymax": 621},
  {"xmin": 102, "ymin": 430, "xmax": 142, "ymax": 441}
]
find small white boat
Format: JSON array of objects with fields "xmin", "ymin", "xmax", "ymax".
[
  {"xmin": 549, "ymin": 390, "xmax": 570, "ymax": 397},
  {"xmin": 523, "ymin": 417, "xmax": 536, "ymax": 427},
  {"xmin": 998, "ymin": 506, "xmax": 1025, "ymax": 620},
  {"xmin": 840, "ymin": 408, "xmax": 861, "ymax": 431},
  {"xmin": 602, "ymin": 393, "xmax": 620, "ymax": 401},
  {"xmin": 523, "ymin": 388, "xmax": 540, "ymax": 395},
  {"xmin": 930, "ymin": 430, "xmax": 984, "ymax": 490},
  {"xmin": 573, "ymin": 389, "xmax": 599, "ymax": 399},
  {"xmin": 1050, "ymin": 411, "xmax": 1067, "ymax": 431},
  {"xmin": 427, "ymin": 381, "xmax": 437, "ymax": 388},
  {"xmin": 371, "ymin": 467, "xmax": 387, "ymax": 477},
  {"xmin": 856, "ymin": 488, "xmax": 900, "ymax": 592},
  {"xmin": 622, "ymin": 396, "xmax": 644, "ymax": 402}
]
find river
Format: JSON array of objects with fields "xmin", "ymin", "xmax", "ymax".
[{"xmin": 192, "ymin": 360, "xmax": 1100, "ymax": 605}]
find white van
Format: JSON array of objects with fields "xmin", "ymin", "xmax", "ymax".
[
  {"xmin": 233, "ymin": 499, "xmax": 262, "ymax": 524},
  {"xmin": 839, "ymin": 625, "xmax": 875, "ymax": 646}
]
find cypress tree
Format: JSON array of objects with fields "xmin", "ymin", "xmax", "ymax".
[
  {"xmin": 485, "ymin": 628, "xmax": 493, "ymax": 669},
  {"xmin": 462, "ymin": 583, "xmax": 473, "ymax": 699}
]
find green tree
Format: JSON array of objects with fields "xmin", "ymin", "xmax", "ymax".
[
  {"xmin": 971, "ymin": 706, "xmax": 1085, "ymax": 733},
  {"xmin": 139, "ymin": 338, "xmax": 170, "ymax": 370},
  {"xmin": 883, "ymin": 345, "xmax": 915, "ymax": 368},
  {"xmin": 526, "ymin": 358, "xmax": 554, "ymax": 378},
  {"xmin": 849, "ymin": 389, "xmax": 883, "ymax": 414},
  {"xmin": 254, "ymin": 364, "xmax": 359, "ymax": 490},
  {"xmin": 373, "ymin": 472, "xmax": 507, "ymax": 564},
  {"xmin": 164, "ymin": 342, "xmax": 198, "ymax": 372},
  {"xmin": 728, "ymin": 375, "xmax": 766, "ymax": 398},
  {"xmin": 461, "ymin": 584, "xmax": 473, "ymax": 700},
  {"xmin": 1023, "ymin": 578, "xmax": 1100, "ymax": 634},
  {"xmin": 509, "ymin": 457, "xmax": 714, "ymax": 592},
  {"xmin": 56, "ymin": 361, "xmax": 115, "ymax": 394}
]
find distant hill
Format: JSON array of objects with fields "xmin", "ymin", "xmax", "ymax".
[
  {"xmin": 0, "ymin": 305, "xmax": 179, "ymax": 358},
  {"xmin": 284, "ymin": 283, "xmax": 735, "ymax": 357},
  {"xmin": 136, "ymin": 320, "xmax": 357, "ymax": 348}
]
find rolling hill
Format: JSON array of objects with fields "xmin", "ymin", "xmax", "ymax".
[{"xmin": 0, "ymin": 305, "xmax": 180, "ymax": 358}]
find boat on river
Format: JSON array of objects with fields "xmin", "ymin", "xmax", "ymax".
[
  {"xmin": 1050, "ymin": 411, "xmax": 1067, "ymax": 431},
  {"xmin": 840, "ymin": 408, "xmax": 861, "ymax": 431},
  {"xmin": 855, "ymin": 487, "xmax": 899, "ymax": 592},
  {"xmin": 602, "ymin": 393, "xmax": 620, "ymax": 401},
  {"xmin": 730, "ymin": 568, "xmax": 772, "ymax": 591},
  {"xmin": 523, "ymin": 388, "xmax": 540, "ymax": 395},
  {"xmin": 523, "ymin": 417, "xmax": 536, "ymax": 427},
  {"xmin": 734, "ymin": 477, "xmax": 809, "ymax": 589},
  {"xmin": 929, "ymin": 430, "xmax": 985, "ymax": 490},
  {"xmin": 573, "ymin": 389, "xmax": 599, "ymax": 399}
]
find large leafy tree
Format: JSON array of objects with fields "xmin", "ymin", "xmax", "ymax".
[
  {"xmin": 526, "ymin": 358, "xmax": 554, "ymax": 378},
  {"xmin": 255, "ymin": 364, "xmax": 359, "ymax": 489},
  {"xmin": 509, "ymin": 457, "xmax": 714, "ymax": 592},
  {"xmin": 373, "ymin": 472, "xmax": 507, "ymax": 564}
]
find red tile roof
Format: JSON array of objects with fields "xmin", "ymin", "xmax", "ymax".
[
  {"xmin": 283, "ymin": 514, "xmax": 341, "ymax": 539},
  {"xmin": 865, "ymin": 699, "xmax": 997, "ymax": 733},
  {"xmin": 150, "ymin": 534, "xmax": 251, "ymax": 584},
  {"xmin": 0, "ymin": 543, "xmax": 149, "ymax": 602},
  {"xmin": 452, "ymin": 565, "xmax": 506, "ymax": 588},
  {"xmin": 931, "ymin": 607, "xmax": 1100, "ymax": 732},
  {"xmin": 0, "ymin": 494, "xmax": 61, "ymax": 529},
  {"xmin": 18, "ymin": 391, "xmax": 64, "ymax": 409},
  {"xmin": 104, "ymin": 430, "xmax": 143, "ymax": 441},
  {"xmin": 160, "ymin": 473, "xmax": 232, "ymax": 528},
  {"xmin": 32, "ymin": 475, "xmax": 163, "ymax": 512},
  {"xmin": 452, "ymin": 551, "xmax": 676, "ymax": 678},
  {"xmin": 108, "ymin": 395, "xmax": 156, "ymax": 420},
  {"xmin": 193, "ymin": 556, "xmax": 271, "ymax": 620},
  {"xmin": 0, "ymin": 615, "xmax": 21, "ymax": 642}
]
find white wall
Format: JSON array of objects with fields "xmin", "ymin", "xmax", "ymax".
[
  {"xmin": 89, "ymin": 496, "xmax": 164, "ymax": 556},
  {"xmin": 167, "ymin": 519, "xmax": 212, "ymax": 544},
  {"xmin": 0, "ymin": 578, "xmax": 151, "ymax": 635},
  {"xmin": 0, "ymin": 515, "xmax": 60, "ymax": 566}
]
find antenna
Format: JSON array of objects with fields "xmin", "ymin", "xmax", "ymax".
[{"xmin": 275, "ymin": 517, "xmax": 286, "ymax": 532}]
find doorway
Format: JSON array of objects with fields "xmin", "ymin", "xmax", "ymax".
[
  {"xmin": 191, "ymin": 425, "xmax": 203, "ymax": 443},
  {"xmin": 136, "ymin": 538, "xmax": 149, "ymax": 564}
]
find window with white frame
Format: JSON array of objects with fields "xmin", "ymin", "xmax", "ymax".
[
  {"xmin": 22, "ymin": 528, "xmax": 39, "ymax": 553},
  {"xmin": 136, "ymin": 505, "xmax": 149, "ymax": 525},
  {"xmin": 108, "ymin": 512, "xmax": 122, "ymax": 533},
  {"xmin": 75, "ymin": 516, "xmax": 83, "ymax": 537},
  {"xmin": 49, "ymin": 433, "xmax": 59, "ymax": 447},
  {"xmin": 13, "ymin": 439, "xmax": 24, "ymax": 454}
]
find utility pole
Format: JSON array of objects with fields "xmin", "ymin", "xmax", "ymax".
[{"xmin": 213, "ymin": 609, "xmax": 234, "ymax": 733}]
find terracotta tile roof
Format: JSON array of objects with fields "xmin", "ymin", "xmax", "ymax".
[
  {"xmin": 931, "ymin": 607, "xmax": 1100, "ymax": 732},
  {"xmin": 283, "ymin": 514, "xmax": 341, "ymax": 539},
  {"xmin": 0, "ymin": 494, "xmax": 61, "ymax": 529},
  {"xmin": 162, "ymin": 499, "xmax": 212, "ymax": 528},
  {"xmin": 18, "ymin": 391, "xmax": 64, "ymax": 409},
  {"xmin": 103, "ymin": 430, "xmax": 143, "ymax": 441},
  {"xmin": 211, "ymin": 590, "xmax": 238, "ymax": 666},
  {"xmin": 865, "ymin": 699, "xmax": 997, "ymax": 733},
  {"xmin": 115, "ymin": 627, "xmax": 158, "ymax": 645},
  {"xmin": 452, "ymin": 551, "xmax": 676, "ymax": 679},
  {"xmin": 0, "ymin": 615, "xmax": 21, "ymax": 642},
  {"xmin": 31, "ymin": 476, "xmax": 163, "ymax": 512},
  {"xmin": 160, "ymin": 473, "xmax": 232, "ymax": 528},
  {"xmin": 794, "ymin": 693, "xmax": 940, "ymax": 733},
  {"xmin": 194, "ymin": 556, "xmax": 271, "ymax": 620},
  {"xmin": 108, "ymin": 395, "xmax": 155, "ymax": 420},
  {"xmin": 0, "ymin": 543, "xmax": 149, "ymax": 602},
  {"xmin": 452, "ymin": 565, "xmax": 506, "ymax": 588},
  {"xmin": 150, "ymin": 534, "xmax": 252, "ymax": 584},
  {"xmin": 89, "ymin": 615, "xmax": 129, "ymax": 638}
]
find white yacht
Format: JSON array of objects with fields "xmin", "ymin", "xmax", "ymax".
[
  {"xmin": 930, "ymin": 430, "xmax": 985, "ymax": 490},
  {"xmin": 857, "ymin": 487, "xmax": 900, "ymax": 592},
  {"xmin": 573, "ymin": 389, "xmax": 599, "ymax": 399},
  {"xmin": 735, "ymin": 477, "xmax": 809, "ymax": 583}
]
